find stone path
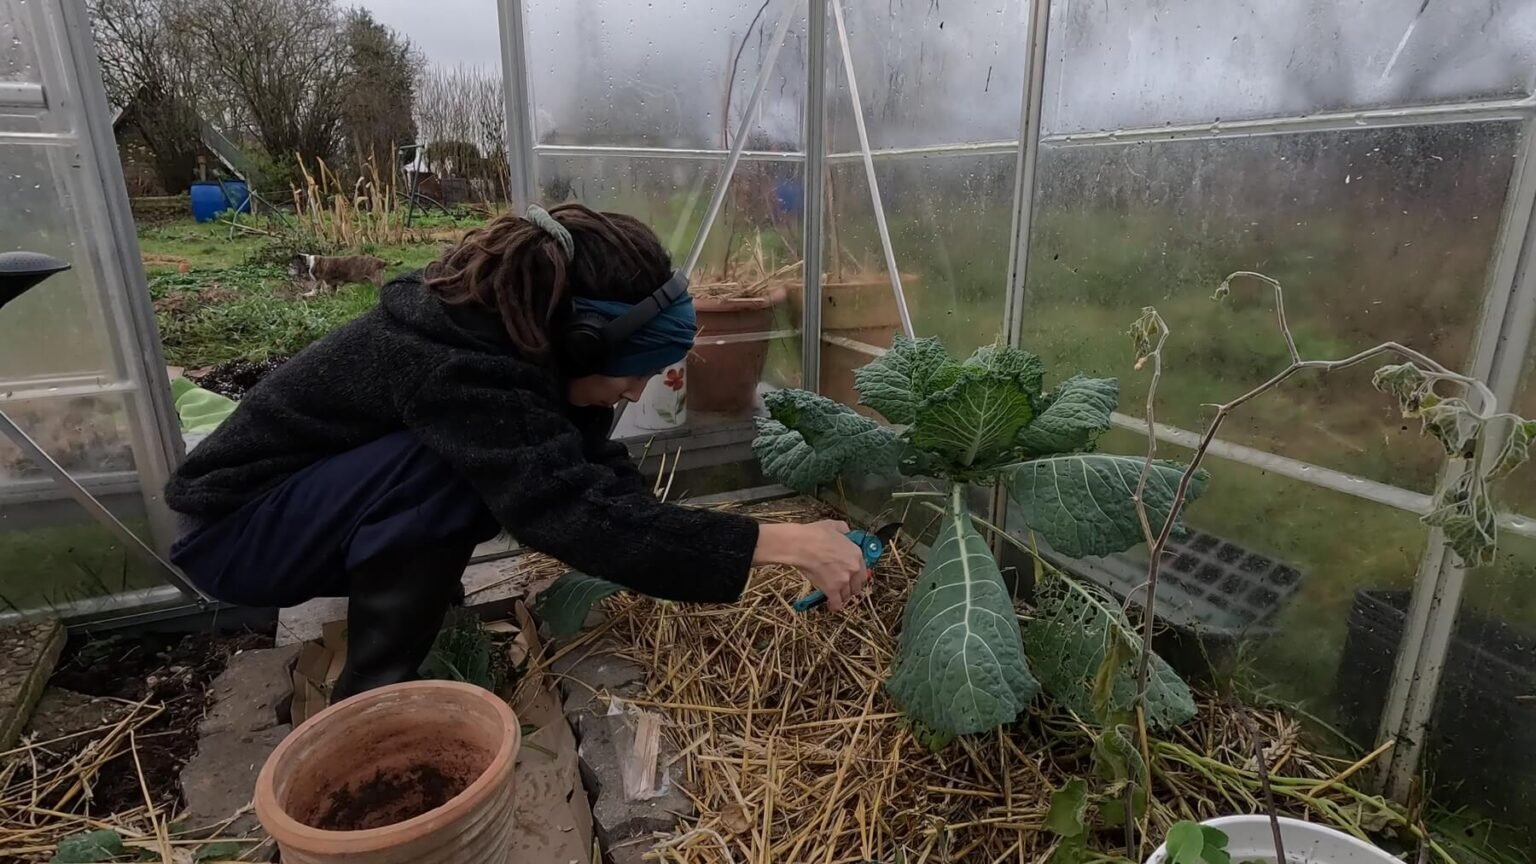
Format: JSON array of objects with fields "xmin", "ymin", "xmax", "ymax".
[{"xmin": 0, "ymin": 617, "xmax": 64, "ymax": 750}]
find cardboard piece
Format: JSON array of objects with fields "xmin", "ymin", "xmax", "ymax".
[
  {"xmin": 508, "ymin": 601, "xmax": 595, "ymax": 862},
  {"xmin": 290, "ymin": 620, "xmax": 348, "ymax": 725}
]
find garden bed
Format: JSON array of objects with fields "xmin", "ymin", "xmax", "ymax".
[
  {"xmin": 542, "ymin": 498, "xmax": 1452, "ymax": 864},
  {"xmin": 0, "ymin": 632, "xmax": 269, "ymax": 862}
]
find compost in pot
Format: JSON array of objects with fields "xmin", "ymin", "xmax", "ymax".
[{"xmin": 305, "ymin": 754, "xmax": 479, "ymax": 831}]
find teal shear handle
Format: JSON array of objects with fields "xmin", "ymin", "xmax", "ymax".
[{"xmin": 792, "ymin": 522, "xmax": 900, "ymax": 612}]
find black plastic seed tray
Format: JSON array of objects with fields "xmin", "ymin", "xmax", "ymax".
[{"xmin": 1061, "ymin": 530, "xmax": 1305, "ymax": 634}]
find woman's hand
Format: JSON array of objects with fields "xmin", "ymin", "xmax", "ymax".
[{"xmin": 753, "ymin": 520, "xmax": 869, "ymax": 611}]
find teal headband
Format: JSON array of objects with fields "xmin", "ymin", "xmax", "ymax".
[{"xmin": 571, "ymin": 295, "xmax": 696, "ymax": 377}]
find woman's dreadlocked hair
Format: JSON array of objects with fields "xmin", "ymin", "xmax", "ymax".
[{"xmin": 424, "ymin": 203, "xmax": 672, "ymax": 360}]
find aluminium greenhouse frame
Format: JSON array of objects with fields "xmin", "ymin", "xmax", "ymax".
[{"xmin": 495, "ymin": 0, "xmax": 1536, "ymax": 802}]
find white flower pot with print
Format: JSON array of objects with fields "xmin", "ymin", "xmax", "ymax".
[
  {"xmin": 1144, "ymin": 816, "xmax": 1399, "ymax": 864},
  {"xmin": 628, "ymin": 361, "xmax": 688, "ymax": 432}
]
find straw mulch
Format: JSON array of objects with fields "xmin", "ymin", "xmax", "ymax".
[
  {"xmin": 548, "ymin": 498, "xmax": 1440, "ymax": 864},
  {"xmin": 0, "ymin": 700, "xmax": 255, "ymax": 862}
]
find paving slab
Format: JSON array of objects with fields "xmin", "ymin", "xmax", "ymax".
[
  {"xmin": 553, "ymin": 642, "xmax": 692, "ymax": 858},
  {"xmin": 200, "ymin": 644, "xmax": 300, "ymax": 736},
  {"xmin": 178, "ymin": 724, "xmax": 290, "ymax": 839},
  {"xmin": 0, "ymin": 617, "xmax": 65, "ymax": 750}
]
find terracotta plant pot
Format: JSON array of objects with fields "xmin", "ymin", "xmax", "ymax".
[
  {"xmin": 688, "ymin": 286, "xmax": 788, "ymax": 417},
  {"xmin": 788, "ymin": 274, "xmax": 919, "ymax": 416},
  {"xmin": 255, "ymin": 681, "xmax": 521, "ymax": 864}
]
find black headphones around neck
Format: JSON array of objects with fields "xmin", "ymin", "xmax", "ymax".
[{"xmin": 558, "ymin": 270, "xmax": 690, "ymax": 376}]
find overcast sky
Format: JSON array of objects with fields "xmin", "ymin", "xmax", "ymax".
[{"xmin": 356, "ymin": 0, "xmax": 505, "ymax": 69}]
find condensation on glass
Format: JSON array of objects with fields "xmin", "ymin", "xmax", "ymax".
[
  {"xmin": 1044, "ymin": 0, "xmax": 1536, "ymax": 135},
  {"xmin": 1023, "ymin": 121, "xmax": 1522, "ymax": 493},
  {"xmin": 524, "ymin": 0, "xmax": 808, "ymax": 149},
  {"xmin": 827, "ymin": 0, "xmax": 1030, "ymax": 151}
]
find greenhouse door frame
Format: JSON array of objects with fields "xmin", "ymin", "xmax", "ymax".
[
  {"xmin": 1, "ymin": 0, "xmax": 193, "ymax": 625},
  {"xmin": 495, "ymin": 0, "xmax": 1536, "ymax": 806}
]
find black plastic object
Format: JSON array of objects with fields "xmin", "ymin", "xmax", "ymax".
[
  {"xmin": 1336, "ymin": 589, "xmax": 1536, "ymax": 837},
  {"xmin": 0, "ymin": 250, "xmax": 71, "ymax": 311}
]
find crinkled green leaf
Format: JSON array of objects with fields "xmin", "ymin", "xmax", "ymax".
[
  {"xmin": 1373, "ymin": 363, "xmax": 1433, "ymax": 411},
  {"xmin": 1016, "ymin": 375, "xmax": 1120, "ymax": 457},
  {"xmin": 1006, "ymin": 455, "xmax": 1208, "ymax": 559},
  {"xmin": 853, "ymin": 334, "xmax": 958, "ymax": 425},
  {"xmin": 753, "ymin": 389, "xmax": 903, "ymax": 492},
  {"xmin": 1491, "ymin": 419, "xmax": 1536, "ymax": 480},
  {"xmin": 1025, "ymin": 574, "xmax": 1196, "ymax": 730},
  {"xmin": 1045, "ymin": 778, "xmax": 1089, "ymax": 838},
  {"xmin": 1164, "ymin": 822, "xmax": 1209, "ymax": 864},
  {"xmin": 51, "ymin": 830, "xmax": 125, "ymax": 863},
  {"xmin": 1420, "ymin": 398, "xmax": 1482, "ymax": 458},
  {"xmin": 1099, "ymin": 786, "xmax": 1148, "ymax": 827},
  {"xmin": 886, "ymin": 490, "xmax": 1038, "ymax": 737},
  {"xmin": 1093, "ymin": 723, "xmax": 1145, "ymax": 784},
  {"xmin": 534, "ymin": 571, "xmax": 627, "ymax": 638},
  {"xmin": 1424, "ymin": 472, "xmax": 1499, "ymax": 567},
  {"xmin": 421, "ymin": 608, "xmax": 498, "ymax": 689},
  {"xmin": 912, "ymin": 345, "xmax": 1044, "ymax": 469}
]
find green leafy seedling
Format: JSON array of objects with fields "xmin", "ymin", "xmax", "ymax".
[
  {"xmin": 51, "ymin": 829, "xmax": 126, "ymax": 863},
  {"xmin": 1164, "ymin": 821, "xmax": 1232, "ymax": 864}
]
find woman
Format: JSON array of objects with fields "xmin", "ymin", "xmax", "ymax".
[{"xmin": 167, "ymin": 204, "xmax": 866, "ymax": 700}]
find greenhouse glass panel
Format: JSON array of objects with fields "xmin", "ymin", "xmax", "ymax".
[
  {"xmin": 817, "ymin": 154, "xmax": 1016, "ymax": 405},
  {"xmin": 827, "ymin": 0, "xmax": 1029, "ymax": 151},
  {"xmin": 1419, "ymin": 532, "xmax": 1536, "ymax": 848},
  {"xmin": 1, "ymin": 1, "xmax": 43, "ymax": 83},
  {"xmin": 0, "ymin": 393, "xmax": 164, "ymax": 612},
  {"xmin": 1022, "ymin": 121, "xmax": 1521, "ymax": 494},
  {"xmin": 1043, "ymin": 0, "xmax": 1536, "ymax": 136},
  {"xmin": 524, "ymin": 0, "xmax": 807, "ymax": 149},
  {"xmin": 537, "ymin": 155, "xmax": 804, "ymax": 434},
  {"xmin": 0, "ymin": 143, "xmax": 116, "ymax": 382},
  {"xmin": 1010, "ymin": 429, "xmax": 1432, "ymax": 725}
]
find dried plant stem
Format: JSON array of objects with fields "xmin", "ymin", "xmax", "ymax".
[{"xmin": 1128, "ymin": 271, "xmax": 1519, "ymax": 860}]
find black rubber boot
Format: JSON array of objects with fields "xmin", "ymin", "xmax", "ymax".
[{"xmin": 330, "ymin": 541, "xmax": 473, "ymax": 703}]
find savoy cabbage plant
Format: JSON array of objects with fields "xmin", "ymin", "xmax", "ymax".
[{"xmin": 752, "ymin": 336, "xmax": 1207, "ymax": 739}]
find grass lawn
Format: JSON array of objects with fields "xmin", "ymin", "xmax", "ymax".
[{"xmin": 139, "ymin": 216, "xmax": 479, "ymax": 367}]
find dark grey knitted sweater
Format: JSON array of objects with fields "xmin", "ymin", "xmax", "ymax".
[{"xmin": 166, "ymin": 273, "xmax": 759, "ymax": 603}]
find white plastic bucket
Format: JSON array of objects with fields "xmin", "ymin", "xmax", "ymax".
[{"xmin": 1144, "ymin": 815, "xmax": 1400, "ymax": 864}]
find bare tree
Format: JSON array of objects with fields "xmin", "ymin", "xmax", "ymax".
[
  {"xmin": 174, "ymin": 0, "xmax": 348, "ymax": 173},
  {"xmin": 339, "ymin": 9, "xmax": 420, "ymax": 175},
  {"xmin": 414, "ymin": 64, "xmax": 510, "ymax": 198},
  {"xmin": 90, "ymin": 0, "xmax": 204, "ymax": 193}
]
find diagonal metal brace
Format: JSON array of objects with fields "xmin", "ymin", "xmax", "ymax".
[{"xmin": 0, "ymin": 408, "xmax": 213, "ymax": 606}]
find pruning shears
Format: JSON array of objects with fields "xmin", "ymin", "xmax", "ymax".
[{"xmin": 792, "ymin": 522, "xmax": 902, "ymax": 613}]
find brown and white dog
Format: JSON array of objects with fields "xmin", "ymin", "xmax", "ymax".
[{"xmin": 288, "ymin": 254, "xmax": 389, "ymax": 296}]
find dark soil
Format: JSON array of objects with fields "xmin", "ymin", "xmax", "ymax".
[
  {"xmin": 310, "ymin": 763, "xmax": 468, "ymax": 831},
  {"xmin": 45, "ymin": 631, "xmax": 271, "ymax": 816},
  {"xmin": 189, "ymin": 355, "xmax": 291, "ymax": 399}
]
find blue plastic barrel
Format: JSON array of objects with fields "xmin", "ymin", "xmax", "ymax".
[{"xmin": 189, "ymin": 180, "xmax": 252, "ymax": 222}]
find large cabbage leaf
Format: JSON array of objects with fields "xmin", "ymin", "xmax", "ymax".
[
  {"xmin": 911, "ymin": 345, "xmax": 1045, "ymax": 471},
  {"xmin": 853, "ymin": 334, "xmax": 958, "ymax": 424},
  {"xmin": 886, "ymin": 488, "xmax": 1038, "ymax": 736},
  {"xmin": 753, "ymin": 389, "xmax": 903, "ymax": 492},
  {"xmin": 1005, "ymin": 455, "xmax": 1209, "ymax": 558},
  {"xmin": 1015, "ymin": 375, "xmax": 1118, "ymax": 457},
  {"xmin": 1024, "ymin": 573, "xmax": 1196, "ymax": 730}
]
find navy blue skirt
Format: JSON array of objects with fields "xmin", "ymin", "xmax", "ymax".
[{"xmin": 170, "ymin": 430, "xmax": 500, "ymax": 608}]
